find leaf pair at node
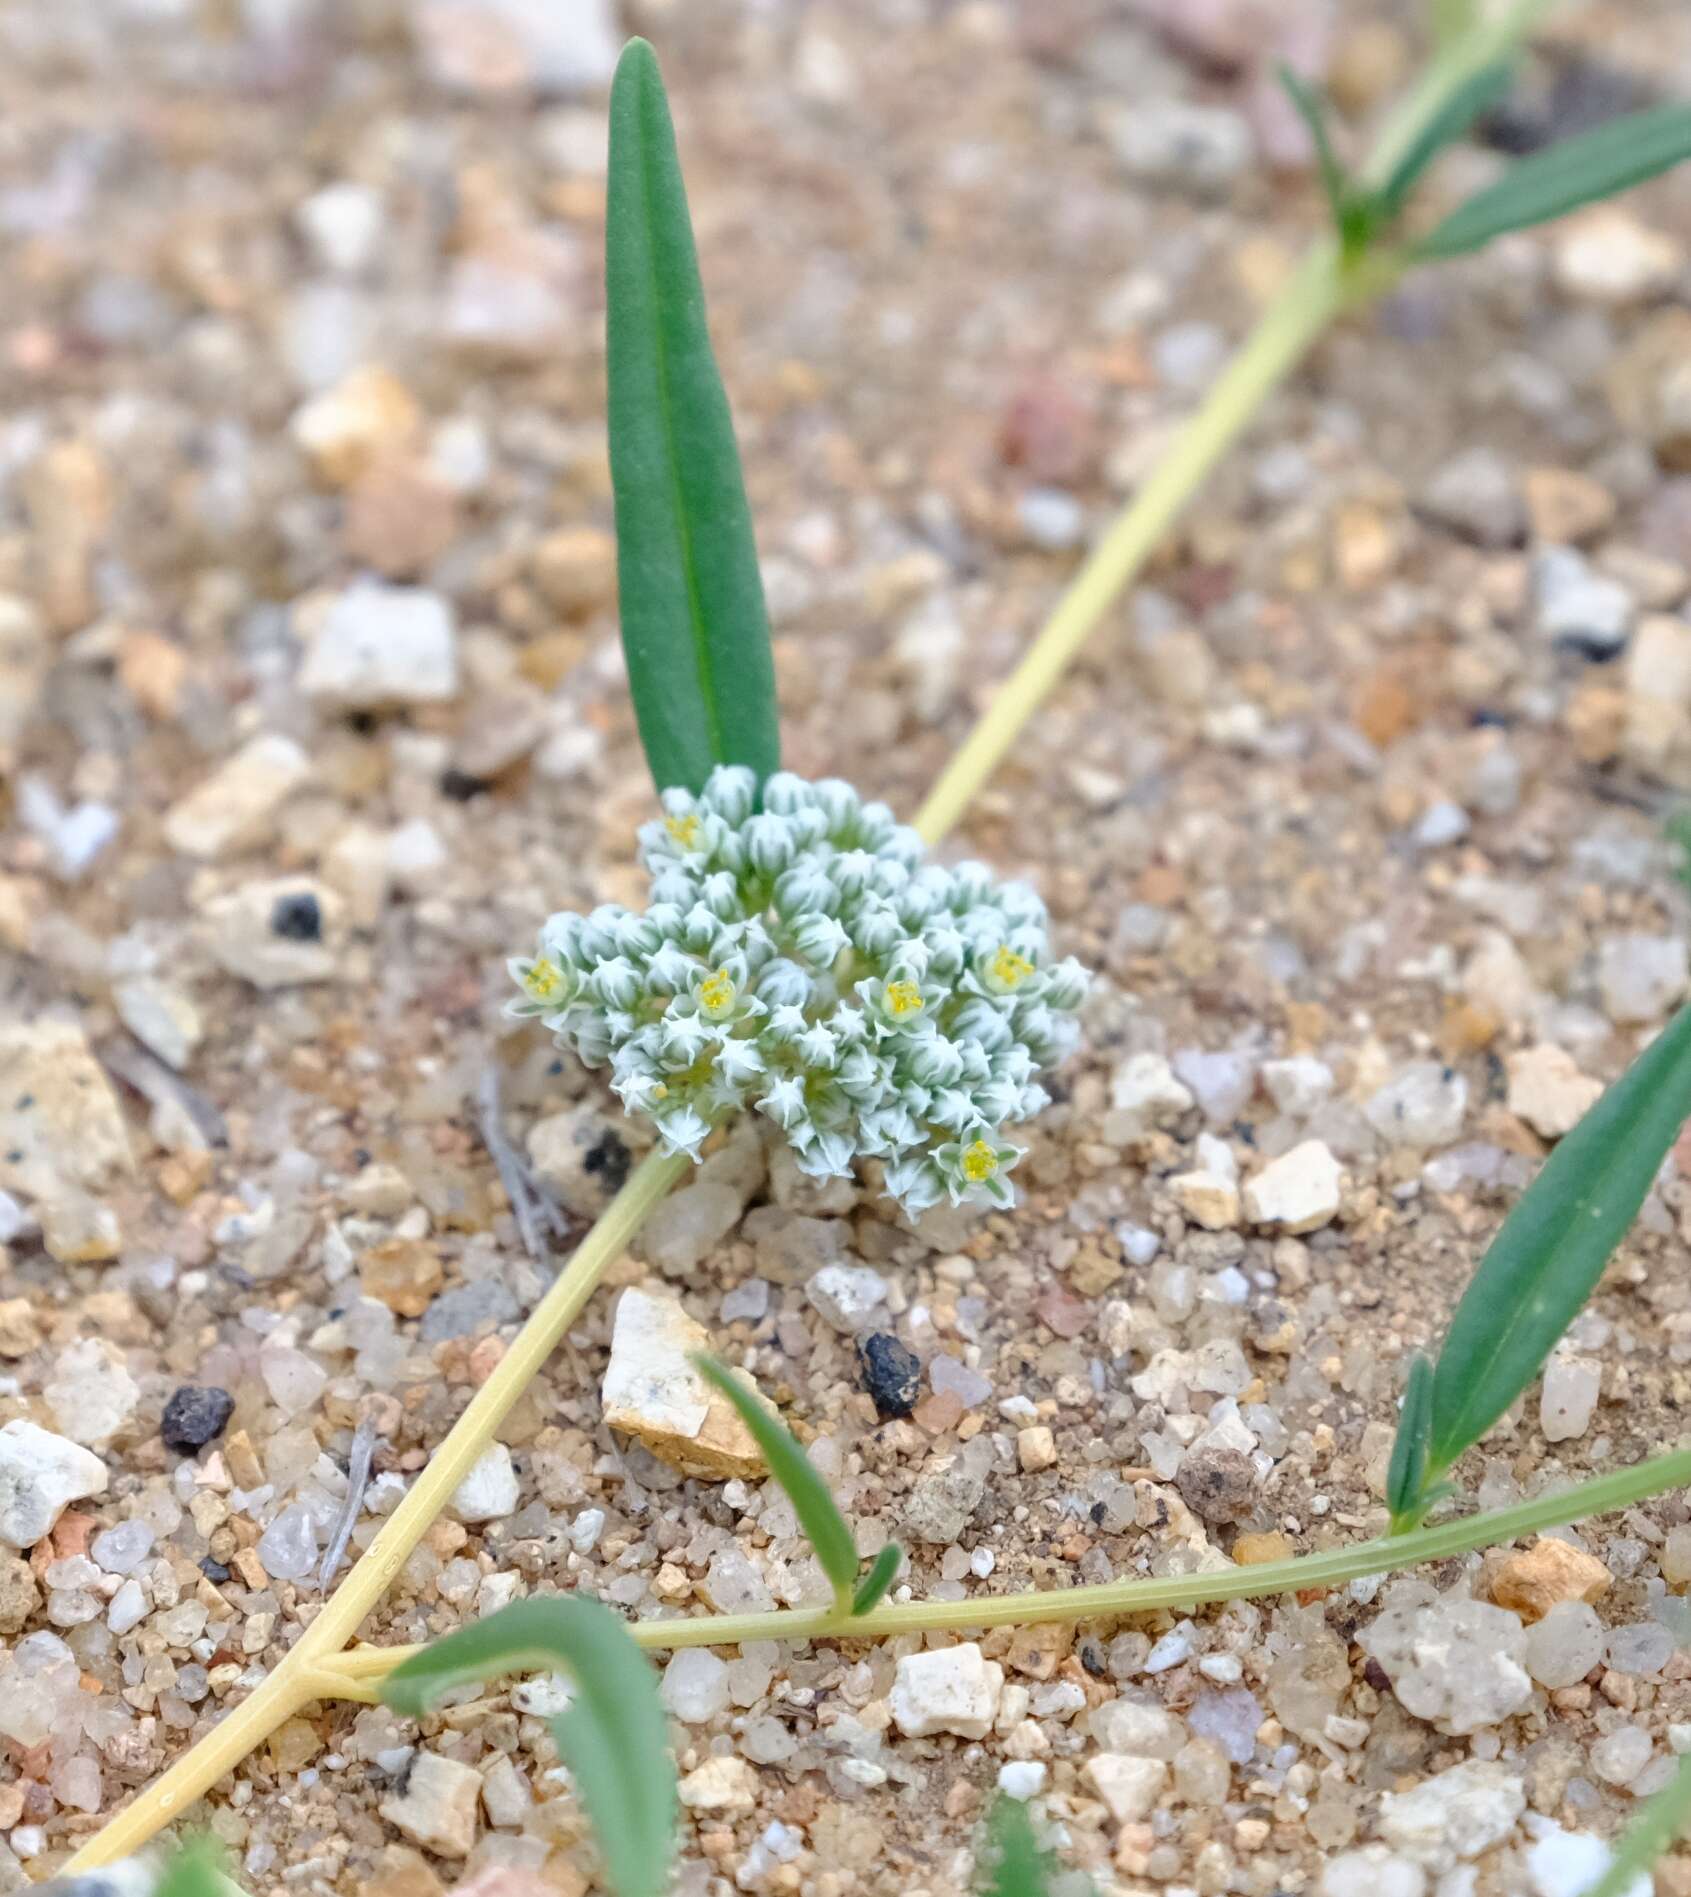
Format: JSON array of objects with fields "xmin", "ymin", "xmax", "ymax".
[
  {"xmin": 1280, "ymin": 61, "xmax": 1691, "ymax": 271},
  {"xmin": 696, "ymin": 1354, "xmax": 903, "ymax": 1617}
]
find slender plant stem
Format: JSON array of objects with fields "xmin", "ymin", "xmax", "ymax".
[
  {"xmin": 310, "ymin": 1445, "xmax": 1691, "ymax": 1697},
  {"xmin": 909, "ymin": 243, "xmax": 1349, "ymax": 847},
  {"xmin": 65, "ymin": 0, "xmax": 1566, "ymax": 1869},
  {"xmin": 62, "ymin": 1147, "xmax": 688, "ymax": 1873},
  {"xmin": 910, "ymin": 0, "xmax": 1556, "ymax": 849}
]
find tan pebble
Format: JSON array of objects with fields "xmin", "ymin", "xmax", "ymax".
[
  {"xmin": 1524, "ymin": 466, "xmax": 1616, "ymax": 544},
  {"xmin": 268, "ymin": 1716, "xmax": 323, "ymax": 1773},
  {"xmin": 601, "ymin": 1285, "xmax": 766, "ymax": 1480},
  {"xmin": 359, "ymin": 1238, "xmax": 444, "ymax": 1318},
  {"xmin": 1017, "ymin": 1424, "xmax": 1057, "ymax": 1473},
  {"xmin": 358, "ymin": 1844, "xmax": 447, "ymax": 1897},
  {"xmin": 0, "ymin": 1298, "xmax": 42, "ymax": 1359},
  {"xmin": 1490, "ymin": 1538, "xmax": 1613, "ymax": 1623},
  {"xmin": 530, "ymin": 525, "xmax": 618, "ymax": 618},
  {"xmin": 1506, "ymin": 1045, "xmax": 1605, "ymax": 1141},
  {"xmin": 1233, "ymin": 1531, "xmax": 1294, "ymax": 1566}
]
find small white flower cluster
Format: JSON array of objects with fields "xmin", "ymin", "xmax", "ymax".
[{"xmin": 510, "ymin": 766, "xmax": 1087, "ymax": 1216}]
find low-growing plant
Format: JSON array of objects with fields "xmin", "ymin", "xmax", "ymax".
[{"xmin": 65, "ymin": 11, "xmax": 1691, "ymax": 1895}]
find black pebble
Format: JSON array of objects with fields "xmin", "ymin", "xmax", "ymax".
[
  {"xmin": 270, "ymin": 891, "xmax": 322, "ymax": 941},
  {"xmin": 857, "ymin": 1333, "xmax": 921, "ymax": 1419},
  {"xmin": 200, "ymin": 1557, "xmax": 231, "ymax": 1584},
  {"xmin": 161, "ymin": 1385, "xmax": 236, "ymax": 1452}
]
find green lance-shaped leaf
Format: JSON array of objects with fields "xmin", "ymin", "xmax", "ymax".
[
  {"xmin": 851, "ymin": 1541, "xmax": 903, "ymax": 1616},
  {"xmin": 980, "ymin": 1798, "xmax": 1061, "ymax": 1897},
  {"xmin": 1417, "ymin": 101, "xmax": 1691, "ymax": 259},
  {"xmin": 1427, "ymin": 1002, "xmax": 1691, "ymax": 1478},
  {"xmin": 384, "ymin": 1597, "xmax": 676, "ymax": 1897},
  {"xmin": 1375, "ymin": 60, "xmax": 1514, "ymax": 220},
  {"xmin": 156, "ymin": 1839, "xmax": 242, "ymax": 1897},
  {"xmin": 695, "ymin": 1354, "xmax": 861, "ymax": 1610},
  {"xmin": 1278, "ymin": 67, "xmax": 1355, "ymax": 244},
  {"xmin": 606, "ymin": 37, "xmax": 780, "ymax": 797},
  {"xmin": 1385, "ymin": 1351, "xmax": 1435, "ymax": 1528}
]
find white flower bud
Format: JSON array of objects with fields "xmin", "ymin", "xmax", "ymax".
[
  {"xmin": 812, "ymin": 778, "xmax": 859, "ymax": 832},
  {"xmin": 1043, "ymin": 957, "xmax": 1089, "ymax": 1011},
  {"xmin": 655, "ymin": 1104, "xmax": 713, "ymax": 1159},
  {"xmin": 701, "ymin": 871, "xmax": 741, "ymax": 920},
  {"xmin": 761, "ymin": 772, "xmax": 813, "ymax": 815},
  {"xmin": 701, "ymin": 763, "xmax": 756, "ymax": 825},
  {"xmin": 757, "ymin": 1074, "xmax": 808, "ymax": 1130},
  {"xmin": 791, "ymin": 912, "xmax": 848, "ymax": 967},
  {"xmin": 905, "ymin": 1033, "xmax": 964, "ymax": 1089},
  {"xmin": 773, "ymin": 865, "xmax": 837, "ymax": 917},
  {"xmin": 851, "ymin": 907, "xmax": 903, "ymax": 958},
  {"xmin": 589, "ymin": 956, "xmax": 642, "ymax": 1011},
  {"xmin": 756, "ymin": 958, "xmax": 813, "ymax": 1010},
  {"xmin": 743, "ymin": 813, "xmax": 795, "ymax": 876}
]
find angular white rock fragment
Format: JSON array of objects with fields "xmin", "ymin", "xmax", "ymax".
[
  {"xmin": 1319, "ymin": 1846, "xmax": 1428, "ymax": 1897},
  {"xmin": 1526, "ymin": 1825, "xmax": 1648, "ymax": 1897},
  {"xmin": 1541, "ymin": 1352, "xmax": 1601, "ymax": 1443},
  {"xmin": 889, "ymin": 1643, "xmax": 1004, "ymax": 1739},
  {"xmin": 1131, "ymin": 1340, "xmax": 1251, "ymax": 1405},
  {"xmin": 661, "ymin": 1648, "xmax": 731, "ymax": 1725},
  {"xmin": 1261, "ymin": 1056, "xmax": 1334, "ymax": 1118},
  {"xmin": 1083, "ymin": 1753, "xmax": 1167, "ymax": 1823},
  {"xmin": 300, "ymin": 580, "xmax": 458, "ymax": 708},
  {"xmin": 163, "ymin": 733, "xmax": 310, "ymax": 859},
  {"xmin": 1365, "ymin": 1062, "xmax": 1468, "ymax": 1148},
  {"xmin": 0, "ymin": 1421, "xmax": 108, "ymax": 1549},
  {"xmin": 1377, "ymin": 1760, "xmax": 1526, "ymax": 1872},
  {"xmin": 602, "ymin": 1285, "xmax": 765, "ymax": 1479},
  {"xmin": 1242, "ymin": 1140, "xmax": 1341, "ymax": 1233},
  {"xmin": 677, "ymin": 1755, "xmax": 757, "ymax": 1812},
  {"xmin": 1108, "ymin": 1053, "xmax": 1194, "ymax": 1132},
  {"xmin": 44, "ymin": 1339, "xmax": 141, "ymax": 1449},
  {"xmin": 1090, "ymin": 1701, "xmax": 1186, "ymax": 1761},
  {"xmin": 378, "ymin": 1748, "xmax": 483, "ymax": 1857},
  {"xmin": 451, "ymin": 1442, "xmax": 520, "ymax": 1523},
  {"xmin": 805, "ymin": 1262, "xmax": 888, "ymax": 1332},
  {"xmin": 1358, "ymin": 1596, "xmax": 1532, "ymax": 1736},
  {"xmin": 1506, "ymin": 1045, "xmax": 1604, "ymax": 1139}
]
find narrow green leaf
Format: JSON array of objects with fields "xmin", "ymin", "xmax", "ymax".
[
  {"xmin": 1377, "ymin": 61, "xmax": 1513, "ymax": 218},
  {"xmin": 980, "ymin": 1798, "xmax": 1056, "ymax": 1897},
  {"xmin": 607, "ymin": 37, "xmax": 780, "ymax": 796},
  {"xmin": 694, "ymin": 1355, "xmax": 859, "ymax": 1604},
  {"xmin": 384, "ymin": 1597, "xmax": 675, "ymax": 1897},
  {"xmin": 1580, "ymin": 1752, "xmax": 1691, "ymax": 1897},
  {"xmin": 850, "ymin": 1542, "xmax": 902, "ymax": 1616},
  {"xmin": 1417, "ymin": 102, "xmax": 1691, "ymax": 259},
  {"xmin": 1278, "ymin": 66, "xmax": 1356, "ymax": 244},
  {"xmin": 156, "ymin": 1839, "xmax": 239, "ymax": 1897},
  {"xmin": 1428, "ymin": 1002, "xmax": 1691, "ymax": 1475},
  {"xmin": 1385, "ymin": 1352, "xmax": 1434, "ymax": 1527}
]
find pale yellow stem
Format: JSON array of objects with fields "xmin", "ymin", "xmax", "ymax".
[{"xmin": 64, "ymin": 1147, "xmax": 689, "ymax": 1873}]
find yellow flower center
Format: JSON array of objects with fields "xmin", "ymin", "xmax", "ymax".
[
  {"xmin": 523, "ymin": 959, "xmax": 564, "ymax": 1003},
  {"xmin": 665, "ymin": 812, "xmax": 701, "ymax": 849},
  {"xmin": 698, "ymin": 967, "xmax": 736, "ymax": 1017},
  {"xmin": 885, "ymin": 979, "xmax": 924, "ymax": 1017},
  {"xmin": 961, "ymin": 1139, "xmax": 998, "ymax": 1183},
  {"xmin": 989, "ymin": 945, "xmax": 1036, "ymax": 990}
]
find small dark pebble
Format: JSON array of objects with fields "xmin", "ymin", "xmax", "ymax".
[
  {"xmin": 270, "ymin": 891, "xmax": 322, "ymax": 941},
  {"xmin": 439, "ymin": 767, "xmax": 489, "ymax": 802},
  {"xmin": 200, "ymin": 1557, "xmax": 231, "ymax": 1584},
  {"xmin": 858, "ymin": 1332, "xmax": 921, "ymax": 1419},
  {"xmin": 1079, "ymin": 1637, "xmax": 1109, "ymax": 1679},
  {"xmin": 583, "ymin": 1127, "xmax": 632, "ymax": 1195},
  {"xmin": 161, "ymin": 1385, "xmax": 236, "ymax": 1452}
]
